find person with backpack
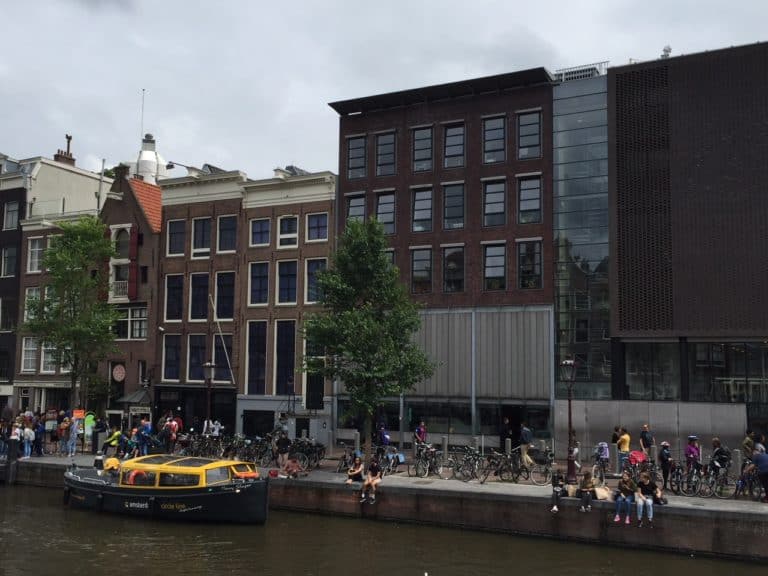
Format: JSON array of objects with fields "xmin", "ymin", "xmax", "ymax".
[{"xmin": 710, "ymin": 437, "xmax": 731, "ymax": 478}]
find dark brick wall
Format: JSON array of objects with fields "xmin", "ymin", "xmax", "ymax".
[
  {"xmin": 336, "ymin": 83, "xmax": 554, "ymax": 308},
  {"xmin": 610, "ymin": 43, "xmax": 768, "ymax": 337}
]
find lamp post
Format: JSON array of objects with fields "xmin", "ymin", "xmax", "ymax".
[
  {"xmin": 203, "ymin": 361, "xmax": 215, "ymax": 426},
  {"xmin": 559, "ymin": 357, "xmax": 578, "ymax": 484}
]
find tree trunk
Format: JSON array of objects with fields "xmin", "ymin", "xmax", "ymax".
[{"xmin": 363, "ymin": 412, "xmax": 373, "ymax": 467}]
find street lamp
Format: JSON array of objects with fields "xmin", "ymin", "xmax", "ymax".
[
  {"xmin": 203, "ymin": 361, "xmax": 215, "ymax": 426},
  {"xmin": 166, "ymin": 161, "xmax": 202, "ymax": 177},
  {"xmin": 559, "ymin": 357, "xmax": 578, "ymax": 484}
]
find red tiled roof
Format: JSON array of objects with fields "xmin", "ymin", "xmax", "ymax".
[{"xmin": 128, "ymin": 178, "xmax": 162, "ymax": 233}]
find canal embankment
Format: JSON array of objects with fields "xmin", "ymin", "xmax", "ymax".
[{"xmin": 3, "ymin": 454, "xmax": 767, "ymax": 563}]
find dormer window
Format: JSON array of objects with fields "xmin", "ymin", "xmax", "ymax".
[{"xmin": 115, "ymin": 229, "xmax": 130, "ymax": 259}]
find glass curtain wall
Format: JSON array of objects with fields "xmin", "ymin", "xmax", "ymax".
[{"xmin": 553, "ymin": 76, "xmax": 610, "ymax": 399}]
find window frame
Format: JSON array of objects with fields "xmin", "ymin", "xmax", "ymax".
[
  {"xmin": 375, "ymin": 132, "xmax": 396, "ymax": 177},
  {"xmin": 412, "ymin": 127, "xmax": 433, "ymax": 172},
  {"xmin": 189, "ymin": 273, "xmax": 209, "ymax": 321},
  {"xmin": 483, "ymin": 243, "xmax": 507, "ymax": 291},
  {"xmin": 164, "ymin": 274, "xmax": 184, "ymax": 322},
  {"xmin": 249, "ymin": 218, "xmax": 271, "ymax": 247},
  {"xmin": 215, "ymin": 271, "xmax": 235, "ymax": 321},
  {"xmin": 40, "ymin": 342, "xmax": 57, "ymax": 374},
  {"xmin": 346, "ymin": 195, "xmax": 365, "ymax": 223},
  {"xmin": 442, "ymin": 183, "xmax": 464, "ymax": 230},
  {"xmin": 277, "ymin": 215, "xmax": 299, "ymax": 248},
  {"xmin": 216, "ymin": 214, "xmax": 237, "ymax": 253},
  {"xmin": 443, "ymin": 124, "xmax": 465, "ymax": 168},
  {"xmin": 483, "ymin": 115, "xmax": 506, "ymax": 164},
  {"xmin": 166, "ymin": 219, "xmax": 186, "ymax": 256},
  {"xmin": 305, "ymin": 258, "xmax": 327, "ymax": 304},
  {"xmin": 3, "ymin": 201, "xmax": 19, "ymax": 230},
  {"xmin": 411, "ymin": 187, "xmax": 433, "ymax": 233},
  {"xmin": 483, "ymin": 180, "xmax": 506, "ymax": 227},
  {"xmin": 410, "ymin": 248, "xmax": 432, "ymax": 294},
  {"xmin": 518, "ymin": 176, "xmax": 542, "ymax": 224},
  {"xmin": 305, "ymin": 212, "xmax": 328, "ymax": 243},
  {"xmin": 442, "ymin": 246, "xmax": 465, "ymax": 293},
  {"xmin": 0, "ymin": 297, "xmax": 16, "ymax": 332},
  {"xmin": 191, "ymin": 217, "xmax": 212, "ymax": 259},
  {"xmin": 376, "ymin": 193, "xmax": 395, "ymax": 235},
  {"xmin": 517, "ymin": 240, "xmax": 543, "ymax": 289},
  {"xmin": 186, "ymin": 334, "xmax": 207, "ymax": 382},
  {"xmin": 248, "ymin": 261, "xmax": 269, "ymax": 306},
  {"xmin": 21, "ymin": 337, "xmax": 38, "ymax": 373},
  {"xmin": 0, "ymin": 247, "xmax": 15, "ymax": 277},
  {"xmin": 518, "ymin": 111, "xmax": 542, "ymax": 160},
  {"xmin": 276, "ymin": 260, "xmax": 298, "ymax": 305},
  {"xmin": 24, "ymin": 286, "xmax": 40, "ymax": 322},
  {"xmin": 162, "ymin": 334, "xmax": 181, "ymax": 382},
  {"xmin": 27, "ymin": 237, "xmax": 44, "ymax": 274},
  {"xmin": 114, "ymin": 306, "xmax": 148, "ymax": 341},
  {"xmin": 213, "ymin": 333, "xmax": 233, "ymax": 382},
  {"xmin": 347, "ymin": 136, "xmax": 367, "ymax": 179}
]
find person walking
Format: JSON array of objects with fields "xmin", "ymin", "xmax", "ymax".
[{"xmin": 520, "ymin": 422, "xmax": 534, "ymax": 469}]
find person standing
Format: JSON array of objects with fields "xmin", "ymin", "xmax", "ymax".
[
  {"xmin": 658, "ymin": 441, "xmax": 672, "ymax": 491},
  {"xmin": 741, "ymin": 429, "xmax": 755, "ymax": 468},
  {"xmin": 22, "ymin": 423, "xmax": 35, "ymax": 459},
  {"xmin": 639, "ymin": 424, "xmax": 655, "ymax": 455},
  {"xmin": 66, "ymin": 418, "xmax": 79, "ymax": 457},
  {"xmin": 519, "ymin": 422, "xmax": 534, "ymax": 469},
  {"xmin": 617, "ymin": 427, "xmax": 631, "ymax": 471},
  {"xmin": 745, "ymin": 447, "xmax": 768, "ymax": 503},
  {"xmin": 611, "ymin": 425, "xmax": 621, "ymax": 473},
  {"xmin": 499, "ymin": 417, "xmax": 512, "ymax": 452},
  {"xmin": 414, "ymin": 420, "xmax": 427, "ymax": 445}
]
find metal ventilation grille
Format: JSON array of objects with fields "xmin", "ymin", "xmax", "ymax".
[{"xmin": 614, "ymin": 65, "xmax": 672, "ymax": 332}]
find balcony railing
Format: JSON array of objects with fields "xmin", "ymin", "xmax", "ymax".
[{"xmin": 112, "ymin": 281, "xmax": 128, "ymax": 298}]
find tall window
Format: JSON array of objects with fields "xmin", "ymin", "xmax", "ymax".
[
  {"xmin": 27, "ymin": 238, "xmax": 44, "ymax": 273},
  {"xmin": 347, "ymin": 136, "xmax": 366, "ymax": 179},
  {"xmin": 518, "ymin": 241, "xmax": 542, "ymax": 289},
  {"xmin": 249, "ymin": 262, "xmax": 269, "ymax": 305},
  {"xmin": 1, "ymin": 246, "xmax": 16, "ymax": 277},
  {"xmin": 275, "ymin": 320, "xmax": 296, "ymax": 395},
  {"xmin": 444, "ymin": 124, "xmax": 465, "ymax": 168},
  {"xmin": 165, "ymin": 275, "xmax": 183, "ymax": 321},
  {"xmin": 347, "ymin": 195, "xmax": 365, "ymax": 223},
  {"xmin": 483, "ymin": 180, "xmax": 506, "ymax": 227},
  {"xmin": 3, "ymin": 201, "xmax": 19, "ymax": 230},
  {"xmin": 443, "ymin": 247, "xmax": 464, "ymax": 293},
  {"xmin": 192, "ymin": 217, "xmax": 211, "ymax": 258},
  {"xmin": 163, "ymin": 334, "xmax": 181, "ymax": 380},
  {"xmin": 518, "ymin": 177, "xmax": 542, "ymax": 224},
  {"xmin": 41, "ymin": 342, "xmax": 57, "ymax": 373},
  {"xmin": 484, "ymin": 244, "xmax": 506, "ymax": 290},
  {"xmin": 114, "ymin": 229, "xmax": 130, "ymax": 259},
  {"xmin": 167, "ymin": 220, "xmax": 185, "ymax": 255},
  {"xmin": 190, "ymin": 273, "xmax": 209, "ymax": 320},
  {"xmin": 413, "ymin": 127, "xmax": 432, "ymax": 172},
  {"xmin": 216, "ymin": 271, "xmax": 235, "ymax": 320},
  {"xmin": 278, "ymin": 216, "xmax": 298, "ymax": 247},
  {"xmin": 411, "ymin": 249, "xmax": 432, "ymax": 294},
  {"xmin": 250, "ymin": 218, "xmax": 270, "ymax": 246},
  {"xmin": 277, "ymin": 261, "xmax": 297, "ymax": 304},
  {"xmin": 483, "ymin": 116, "xmax": 505, "ymax": 163},
  {"xmin": 0, "ymin": 298, "xmax": 16, "ymax": 331},
  {"xmin": 214, "ymin": 334, "xmax": 232, "ymax": 381},
  {"xmin": 518, "ymin": 112, "xmax": 541, "ymax": 159},
  {"xmin": 376, "ymin": 193, "xmax": 395, "ymax": 234},
  {"xmin": 187, "ymin": 335, "xmax": 206, "ymax": 381},
  {"xmin": 306, "ymin": 213, "xmax": 328, "ymax": 242},
  {"xmin": 306, "ymin": 258, "xmax": 327, "ymax": 303},
  {"xmin": 22, "ymin": 337, "xmax": 38, "ymax": 372},
  {"xmin": 412, "ymin": 188, "xmax": 432, "ymax": 232},
  {"xmin": 217, "ymin": 215, "xmax": 237, "ymax": 252},
  {"xmin": 247, "ymin": 321, "xmax": 267, "ymax": 395},
  {"xmin": 24, "ymin": 287, "xmax": 40, "ymax": 322},
  {"xmin": 376, "ymin": 132, "xmax": 395, "ymax": 176},
  {"xmin": 443, "ymin": 184, "xmax": 464, "ymax": 230}
]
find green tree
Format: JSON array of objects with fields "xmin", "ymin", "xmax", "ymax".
[
  {"xmin": 24, "ymin": 215, "xmax": 119, "ymax": 409},
  {"xmin": 303, "ymin": 219, "xmax": 434, "ymax": 461}
]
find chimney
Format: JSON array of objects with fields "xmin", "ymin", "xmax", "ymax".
[
  {"xmin": 142, "ymin": 133, "xmax": 156, "ymax": 152},
  {"xmin": 53, "ymin": 134, "xmax": 76, "ymax": 166},
  {"xmin": 114, "ymin": 163, "xmax": 130, "ymax": 181}
]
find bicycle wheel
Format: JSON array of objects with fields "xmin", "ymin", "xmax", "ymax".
[
  {"xmin": 713, "ymin": 475, "xmax": 737, "ymax": 499},
  {"xmin": 291, "ymin": 452, "xmax": 309, "ymax": 470},
  {"xmin": 680, "ymin": 473, "xmax": 699, "ymax": 496},
  {"xmin": 698, "ymin": 475, "xmax": 714, "ymax": 498},
  {"xmin": 518, "ymin": 466, "xmax": 530, "ymax": 481},
  {"xmin": 499, "ymin": 464, "xmax": 516, "ymax": 483},
  {"xmin": 669, "ymin": 470, "xmax": 681, "ymax": 494},
  {"xmin": 260, "ymin": 452, "xmax": 275, "ymax": 467},
  {"xmin": 530, "ymin": 464, "xmax": 551, "ymax": 486},
  {"xmin": 415, "ymin": 458, "xmax": 429, "ymax": 478},
  {"xmin": 439, "ymin": 456, "xmax": 456, "ymax": 480}
]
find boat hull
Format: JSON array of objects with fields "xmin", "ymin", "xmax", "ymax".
[{"xmin": 64, "ymin": 471, "xmax": 269, "ymax": 524}]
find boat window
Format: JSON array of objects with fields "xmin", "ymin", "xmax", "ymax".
[
  {"xmin": 232, "ymin": 463, "xmax": 253, "ymax": 473},
  {"xmin": 159, "ymin": 473, "xmax": 200, "ymax": 487},
  {"xmin": 206, "ymin": 467, "xmax": 231, "ymax": 485},
  {"xmin": 121, "ymin": 469, "xmax": 157, "ymax": 486}
]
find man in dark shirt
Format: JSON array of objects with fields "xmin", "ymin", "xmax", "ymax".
[
  {"xmin": 639, "ymin": 424, "xmax": 655, "ymax": 455},
  {"xmin": 636, "ymin": 472, "xmax": 660, "ymax": 527},
  {"xmin": 747, "ymin": 449, "xmax": 768, "ymax": 502},
  {"xmin": 361, "ymin": 458, "xmax": 382, "ymax": 503}
]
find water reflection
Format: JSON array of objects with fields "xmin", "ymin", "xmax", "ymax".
[{"xmin": 0, "ymin": 487, "xmax": 762, "ymax": 576}]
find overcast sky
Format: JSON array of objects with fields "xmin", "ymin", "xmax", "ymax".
[{"xmin": 2, "ymin": 0, "xmax": 766, "ymax": 178}]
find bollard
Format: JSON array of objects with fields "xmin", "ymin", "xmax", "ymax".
[
  {"xmin": 353, "ymin": 431, "xmax": 360, "ymax": 454},
  {"xmin": 441, "ymin": 435, "xmax": 448, "ymax": 459},
  {"xmin": 472, "ymin": 436, "xmax": 479, "ymax": 451},
  {"xmin": 505, "ymin": 438, "xmax": 512, "ymax": 455},
  {"xmin": 94, "ymin": 451, "xmax": 104, "ymax": 471},
  {"xmin": 732, "ymin": 448, "xmax": 742, "ymax": 475},
  {"xmin": 7, "ymin": 438, "xmax": 19, "ymax": 485}
]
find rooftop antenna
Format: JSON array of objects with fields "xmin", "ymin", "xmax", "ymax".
[
  {"xmin": 661, "ymin": 45, "xmax": 672, "ymax": 59},
  {"xmin": 140, "ymin": 88, "xmax": 146, "ymax": 137}
]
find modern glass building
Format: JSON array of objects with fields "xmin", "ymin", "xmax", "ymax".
[{"xmin": 552, "ymin": 67, "xmax": 610, "ymax": 401}]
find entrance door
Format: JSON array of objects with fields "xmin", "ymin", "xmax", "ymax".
[{"xmin": 242, "ymin": 410, "xmax": 275, "ymax": 438}]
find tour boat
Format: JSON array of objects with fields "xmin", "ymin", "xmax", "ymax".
[{"xmin": 63, "ymin": 454, "xmax": 269, "ymax": 524}]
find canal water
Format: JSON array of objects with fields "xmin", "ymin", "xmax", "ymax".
[{"xmin": 0, "ymin": 486, "xmax": 762, "ymax": 576}]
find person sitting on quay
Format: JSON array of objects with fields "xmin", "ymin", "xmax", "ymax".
[
  {"xmin": 281, "ymin": 456, "xmax": 306, "ymax": 479},
  {"xmin": 345, "ymin": 456, "xmax": 364, "ymax": 485},
  {"xmin": 635, "ymin": 471, "xmax": 661, "ymax": 527},
  {"xmin": 550, "ymin": 468, "xmax": 565, "ymax": 514},
  {"xmin": 614, "ymin": 470, "xmax": 636, "ymax": 525},
  {"xmin": 578, "ymin": 470, "xmax": 597, "ymax": 512},
  {"xmin": 360, "ymin": 458, "xmax": 382, "ymax": 504}
]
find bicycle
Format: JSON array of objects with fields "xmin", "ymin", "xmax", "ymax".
[
  {"xmin": 335, "ymin": 442, "xmax": 356, "ymax": 474},
  {"xmin": 591, "ymin": 453, "xmax": 610, "ymax": 486},
  {"xmin": 528, "ymin": 445, "xmax": 554, "ymax": 486},
  {"xmin": 409, "ymin": 443, "xmax": 443, "ymax": 478}
]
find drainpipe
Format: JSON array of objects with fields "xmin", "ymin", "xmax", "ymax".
[{"xmin": 471, "ymin": 309, "xmax": 477, "ymax": 435}]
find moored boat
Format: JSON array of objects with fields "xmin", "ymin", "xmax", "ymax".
[{"xmin": 63, "ymin": 454, "xmax": 268, "ymax": 524}]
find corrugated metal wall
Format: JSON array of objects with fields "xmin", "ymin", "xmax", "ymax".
[{"xmin": 413, "ymin": 306, "xmax": 553, "ymax": 401}]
